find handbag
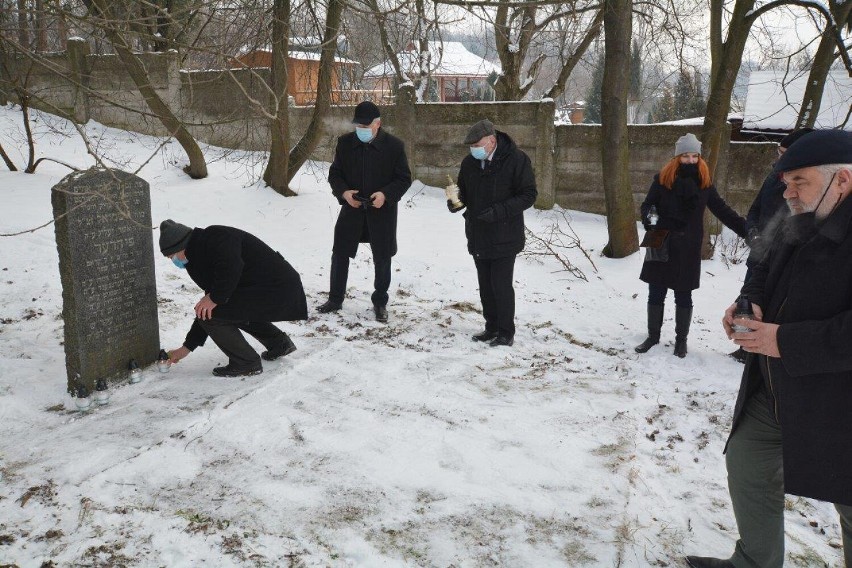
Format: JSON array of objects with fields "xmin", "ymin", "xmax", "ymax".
[{"xmin": 641, "ymin": 229, "xmax": 670, "ymax": 262}]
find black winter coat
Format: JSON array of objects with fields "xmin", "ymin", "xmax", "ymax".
[
  {"xmin": 181, "ymin": 226, "xmax": 307, "ymax": 350},
  {"xmin": 328, "ymin": 128, "xmax": 412, "ymax": 259},
  {"xmin": 640, "ymin": 170, "xmax": 747, "ymax": 291},
  {"xmin": 456, "ymin": 131, "xmax": 538, "ymax": 259},
  {"xmin": 729, "ymin": 196, "xmax": 852, "ymax": 507},
  {"xmin": 745, "ymin": 169, "xmax": 788, "ymax": 268}
]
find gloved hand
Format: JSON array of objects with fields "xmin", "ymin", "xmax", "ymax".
[
  {"xmin": 477, "ymin": 207, "xmax": 498, "ymax": 223},
  {"xmin": 447, "ymin": 199, "xmax": 465, "ymax": 213},
  {"xmin": 642, "ymin": 219, "xmax": 652, "ymax": 231}
]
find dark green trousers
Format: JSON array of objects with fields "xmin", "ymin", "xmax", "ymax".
[{"xmin": 726, "ymin": 388, "xmax": 852, "ymax": 567}]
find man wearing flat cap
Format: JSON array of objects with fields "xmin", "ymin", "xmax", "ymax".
[
  {"xmin": 728, "ymin": 128, "xmax": 814, "ymax": 363},
  {"xmin": 318, "ymin": 100, "xmax": 412, "ymax": 323},
  {"xmin": 159, "ymin": 220, "xmax": 307, "ymax": 377},
  {"xmin": 447, "ymin": 119, "xmax": 537, "ymax": 347},
  {"xmin": 686, "ymin": 129, "xmax": 852, "ymax": 568}
]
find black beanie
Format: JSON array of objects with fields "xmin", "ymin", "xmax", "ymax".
[{"xmin": 159, "ymin": 219, "xmax": 193, "ymax": 255}]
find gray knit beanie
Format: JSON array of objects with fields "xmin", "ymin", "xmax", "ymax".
[
  {"xmin": 674, "ymin": 133, "xmax": 702, "ymax": 156},
  {"xmin": 159, "ymin": 219, "xmax": 193, "ymax": 255}
]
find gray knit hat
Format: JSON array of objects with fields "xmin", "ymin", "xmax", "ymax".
[
  {"xmin": 159, "ymin": 219, "xmax": 193, "ymax": 255},
  {"xmin": 674, "ymin": 133, "xmax": 702, "ymax": 156}
]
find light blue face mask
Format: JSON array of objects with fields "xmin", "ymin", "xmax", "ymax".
[
  {"xmin": 172, "ymin": 256, "xmax": 188, "ymax": 269},
  {"xmin": 355, "ymin": 127, "xmax": 374, "ymax": 143},
  {"xmin": 470, "ymin": 145, "xmax": 488, "ymax": 160}
]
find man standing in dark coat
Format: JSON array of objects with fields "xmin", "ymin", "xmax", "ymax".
[
  {"xmin": 447, "ymin": 119, "xmax": 537, "ymax": 347},
  {"xmin": 686, "ymin": 130, "xmax": 852, "ymax": 568},
  {"xmin": 729, "ymin": 128, "xmax": 813, "ymax": 363},
  {"xmin": 317, "ymin": 101, "xmax": 412, "ymax": 323},
  {"xmin": 160, "ymin": 220, "xmax": 307, "ymax": 377}
]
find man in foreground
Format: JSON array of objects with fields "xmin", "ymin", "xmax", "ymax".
[{"xmin": 687, "ymin": 129, "xmax": 852, "ymax": 567}]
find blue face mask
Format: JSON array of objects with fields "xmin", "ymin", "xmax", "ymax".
[
  {"xmin": 355, "ymin": 127, "xmax": 374, "ymax": 143},
  {"xmin": 470, "ymin": 145, "xmax": 488, "ymax": 160},
  {"xmin": 172, "ymin": 256, "xmax": 188, "ymax": 269}
]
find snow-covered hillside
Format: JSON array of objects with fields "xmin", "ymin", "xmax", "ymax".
[{"xmin": 0, "ymin": 108, "xmax": 843, "ymax": 567}]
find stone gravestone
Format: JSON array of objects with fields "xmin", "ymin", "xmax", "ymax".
[{"xmin": 52, "ymin": 168, "xmax": 160, "ymax": 394}]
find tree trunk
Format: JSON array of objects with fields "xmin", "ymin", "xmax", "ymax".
[
  {"xmin": 17, "ymin": 0, "xmax": 30, "ymax": 48},
  {"xmin": 84, "ymin": 0, "xmax": 207, "ymax": 179},
  {"xmin": 600, "ymin": 0, "xmax": 638, "ymax": 258},
  {"xmin": 0, "ymin": 141, "xmax": 16, "ymax": 171},
  {"xmin": 700, "ymin": 0, "xmax": 756, "ymax": 259},
  {"xmin": 796, "ymin": 1, "xmax": 852, "ymax": 128},
  {"xmin": 262, "ymin": 0, "xmax": 294, "ymax": 196},
  {"xmin": 35, "ymin": 0, "xmax": 47, "ymax": 52},
  {"xmin": 286, "ymin": 0, "xmax": 344, "ymax": 182},
  {"xmin": 493, "ymin": 4, "xmax": 538, "ymax": 101}
]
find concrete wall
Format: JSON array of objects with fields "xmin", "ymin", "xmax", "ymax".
[{"xmin": 1, "ymin": 43, "xmax": 775, "ymax": 216}]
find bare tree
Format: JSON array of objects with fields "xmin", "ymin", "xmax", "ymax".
[
  {"xmin": 600, "ymin": 0, "xmax": 637, "ymax": 257},
  {"xmin": 80, "ymin": 0, "xmax": 208, "ymax": 178},
  {"xmin": 261, "ymin": 0, "xmax": 293, "ymax": 195}
]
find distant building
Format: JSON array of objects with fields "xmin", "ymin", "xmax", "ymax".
[
  {"xmin": 363, "ymin": 41, "xmax": 500, "ymax": 102},
  {"xmin": 230, "ymin": 46, "xmax": 359, "ymax": 106},
  {"xmin": 741, "ymin": 69, "xmax": 852, "ymax": 135}
]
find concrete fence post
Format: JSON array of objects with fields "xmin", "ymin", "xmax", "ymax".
[
  {"xmin": 66, "ymin": 38, "xmax": 90, "ymax": 124},
  {"xmin": 395, "ymin": 83, "xmax": 418, "ymax": 181}
]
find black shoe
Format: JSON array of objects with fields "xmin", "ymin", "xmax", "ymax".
[
  {"xmin": 489, "ymin": 335, "xmax": 514, "ymax": 347},
  {"xmin": 674, "ymin": 338, "xmax": 688, "ymax": 358},
  {"xmin": 729, "ymin": 347, "xmax": 747, "ymax": 363},
  {"xmin": 634, "ymin": 337, "xmax": 659, "ymax": 353},
  {"xmin": 261, "ymin": 334, "xmax": 297, "ymax": 361},
  {"xmin": 212, "ymin": 364, "xmax": 262, "ymax": 377},
  {"xmin": 685, "ymin": 556, "xmax": 734, "ymax": 568},
  {"xmin": 317, "ymin": 300, "xmax": 342, "ymax": 313},
  {"xmin": 374, "ymin": 305, "xmax": 388, "ymax": 323},
  {"xmin": 472, "ymin": 330, "xmax": 499, "ymax": 342}
]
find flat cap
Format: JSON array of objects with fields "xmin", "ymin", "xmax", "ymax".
[
  {"xmin": 774, "ymin": 130, "xmax": 852, "ymax": 174},
  {"xmin": 464, "ymin": 119, "xmax": 495, "ymax": 145},
  {"xmin": 352, "ymin": 101, "xmax": 380, "ymax": 125},
  {"xmin": 159, "ymin": 219, "xmax": 193, "ymax": 256}
]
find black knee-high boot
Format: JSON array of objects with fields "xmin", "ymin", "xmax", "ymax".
[
  {"xmin": 674, "ymin": 306, "xmax": 692, "ymax": 358},
  {"xmin": 635, "ymin": 304, "xmax": 664, "ymax": 353}
]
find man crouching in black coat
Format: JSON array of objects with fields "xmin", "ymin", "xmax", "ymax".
[
  {"xmin": 447, "ymin": 119, "xmax": 537, "ymax": 347},
  {"xmin": 159, "ymin": 220, "xmax": 307, "ymax": 377}
]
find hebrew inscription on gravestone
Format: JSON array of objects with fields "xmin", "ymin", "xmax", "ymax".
[{"xmin": 52, "ymin": 168, "xmax": 160, "ymax": 393}]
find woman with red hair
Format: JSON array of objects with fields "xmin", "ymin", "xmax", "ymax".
[{"xmin": 636, "ymin": 133, "xmax": 747, "ymax": 358}]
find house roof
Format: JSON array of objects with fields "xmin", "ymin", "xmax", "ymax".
[
  {"xmin": 742, "ymin": 69, "xmax": 852, "ymax": 131},
  {"xmin": 235, "ymin": 49, "xmax": 358, "ymax": 65},
  {"xmin": 363, "ymin": 41, "xmax": 501, "ymax": 79}
]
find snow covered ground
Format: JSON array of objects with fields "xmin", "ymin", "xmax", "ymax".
[{"xmin": 0, "ymin": 107, "xmax": 845, "ymax": 567}]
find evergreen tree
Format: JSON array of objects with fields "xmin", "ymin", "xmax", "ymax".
[
  {"xmin": 650, "ymin": 84, "xmax": 676, "ymax": 122},
  {"xmin": 673, "ymin": 71, "xmax": 695, "ymax": 119},
  {"xmin": 690, "ymin": 70, "xmax": 706, "ymax": 118},
  {"xmin": 629, "ymin": 40, "xmax": 642, "ymax": 101},
  {"xmin": 584, "ymin": 52, "xmax": 605, "ymax": 123}
]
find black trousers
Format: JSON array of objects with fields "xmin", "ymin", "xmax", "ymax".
[
  {"xmin": 329, "ymin": 251, "xmax": 392, "ymax": 307},
  {"xmin": 474, "ymin": 255, "xmax": 516, "ymax": 337},
  {"xmin": 197, "ymin": 318, "xmax": 286, "ymax": 369}
]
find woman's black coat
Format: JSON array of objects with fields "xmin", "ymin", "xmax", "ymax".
[
  {"xmin": 456, "ymin": 131, "xmax": 538, "ymax": 260},
  {"xmin": 328, "ymin": 128, "xmax": 412, "ymax": 259},
  {"xmin": 730, "ymin": 195, "xmax": 852, "ymax": 506},
  {"xmin": 181, "ymin": 226, "xmax": 307, "ymax": 350},
  {"xmin": 640, "ymin": 171, "xmax": 747, "ymax": 291}
]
